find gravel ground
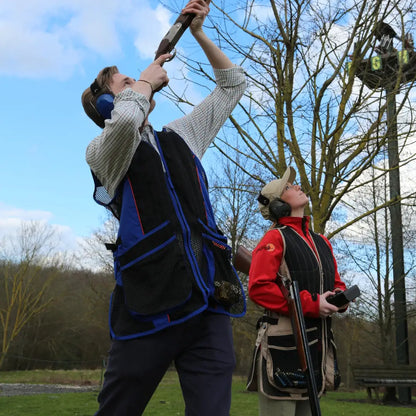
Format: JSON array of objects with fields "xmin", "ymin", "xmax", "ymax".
[{"xmin": 0, "ymin": 383, "xmax": 98, "ymax": 397}]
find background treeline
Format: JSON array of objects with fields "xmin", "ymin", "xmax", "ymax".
[
  {"xmin": 1, "ymin": 260, "xmax": 415, "ymax": 390},
  {"xmin": 0, "ymin": 265, "xmax": 112, "ymax": 371}
]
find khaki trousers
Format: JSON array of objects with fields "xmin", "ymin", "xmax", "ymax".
[{"xmin": 258, "ymin": 393, "xmax": 312, "ymax": 416}]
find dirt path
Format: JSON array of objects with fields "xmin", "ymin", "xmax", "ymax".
[{"xmin": 0, "ymin": 383, "xmax": 98, "ymax": 397}]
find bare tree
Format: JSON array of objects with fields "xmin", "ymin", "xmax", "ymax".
[
  {"xmin": 0, "ymin": 221, "xmax": 63, "ymax": 369},
  {"xmin": 156, "ymin": 0, "xmax": 416, "ymax": 381},
  {"xmin": 332, "ymin": 158, "xmax": 416, "ymax": 358},
  {"xmin": 163, "ymin": 0, "xmax": 416, "ymax": 236},
  {"xmin": 77, "ymin": 211, "xmax": 118, "ymax": 274},
  {"xmin": 209, "ymin": 155, "xmax": 263, "ymax": 254}
]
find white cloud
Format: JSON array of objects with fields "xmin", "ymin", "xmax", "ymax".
[
  {"xmin": 235, "ymin": 1, "xmax": 274, "ymax": 23},
  {"xmin": 133, "ymin": 4, "xmax": 173, "ymax": 59},
  {"xmin": 0, "ymin": 0, "xmax": 171, "ymax": 79},
  {"xmin": 0, "ymin": 202, "xmax": 78, "ymax": 252},
  {"xmin": 0, "ymin": 203, "xmax": 51, "ymax": 230}
]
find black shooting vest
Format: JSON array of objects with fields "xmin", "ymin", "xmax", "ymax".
[
  {"xmin": 277, "ymin": 223, "xmax": 337, "ymax": 393},
  {"xmin": 279, "ymin": 224, "xmax": 335, "ymax": 298},
  {"xmin": 92, "ymin": 129, "xmax": 245, "ymax": 340},
  {"xmin": 246, "ymin": 223, "xmax": 340, "ymax": 399}
]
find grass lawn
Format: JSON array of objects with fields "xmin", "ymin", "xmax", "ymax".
[{"xmin": 1, "ymin": 371, "xmax": 416, "ymax": 415}]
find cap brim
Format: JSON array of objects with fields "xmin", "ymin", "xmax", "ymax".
[{"xmin": 282, "ymin": 166, "xmax": 296, "ymax": 185}]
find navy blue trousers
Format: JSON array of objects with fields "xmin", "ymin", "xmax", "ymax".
[{"xmin": 94, "ymin": 311, "xmax": 235, "ymax": 415}]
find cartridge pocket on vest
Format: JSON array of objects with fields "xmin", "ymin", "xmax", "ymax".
[
  {"xmin": 264, "ymin": 318, "xmax": 320, "ymax": 393},
  {"xmin": 118, "ymin": 222, "xmax": 192, "ymax": 316},
  {"xmin": 200, "ymin": 222, "xmax": 243, "ymax": 310}
]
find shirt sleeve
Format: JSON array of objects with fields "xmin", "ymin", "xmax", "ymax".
[
  {"xmin": 85, "ymin": 89, "xmax": 151, "ymax": 198},
  {"xmin": 165, "ymin": 65, "xmax": 246, "ymax": 159},
  {"xmin": 248, "ymin": 230, "xmax": 290, "ymax": 314}
]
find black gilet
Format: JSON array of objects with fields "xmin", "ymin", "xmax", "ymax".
[{"xmin": 92, "ymin": 129, "xmax": 246, "ymax": 340}]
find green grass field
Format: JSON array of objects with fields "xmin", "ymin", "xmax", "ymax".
[{"xmin": 0, "ymin": 370, "xmax": 415, "ymax": 415}]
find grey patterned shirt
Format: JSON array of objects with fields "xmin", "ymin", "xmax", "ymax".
[{"xmin": 86, "ymin": 65, "xmax": 246, "ymax": 198}]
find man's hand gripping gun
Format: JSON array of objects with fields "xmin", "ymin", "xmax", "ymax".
[{"xmin": 233, "ymin": 246, "xmax": 322, "ymax": 416}]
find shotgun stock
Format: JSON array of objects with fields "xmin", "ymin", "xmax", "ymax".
[
  {"xmin": 233, "ymin": 245, "xmax": 252, "ymax": 275},
  {"xmin": 234, "ymin": 245, "xmax": 321, "ymax": 416}
]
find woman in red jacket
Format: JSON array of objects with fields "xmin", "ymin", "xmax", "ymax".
[{"xmin": 248, "ymin": 166, "xmax": 347, "ymax": 416}]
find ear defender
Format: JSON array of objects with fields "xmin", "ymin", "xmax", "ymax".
[
  {"xmin": 258, "ymin": 193, "xmax": 291, "ymax": 220},
  {"xmin": 90, "ymin": 79, "xmax": 114, "ymax": 120},
  {"xmin": 269, "ymin": 198, "xmax": 291, "ymax": 220},
  {"xmin": 96, "ymin": 94, "xmax": 114, "ymax": 120}
]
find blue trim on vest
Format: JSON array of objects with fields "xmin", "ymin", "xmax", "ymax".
[
  {"xmin": 153, "ymin": 130, "xmax": 209, "ymax": 296},
  {"xmin": 109, "ymin": 289, "xmax": 208, "ymax": 340},
  {"xmin": 97, "ymin": 129, "xmax": 246, "ymax": 339},
  {"xmin": 114, "ymin": 260, "xmax": 122, "ymax": 286},
  {"xmin": 120, "ymin": 234, "xmax": 176, "ymax": 271},
  {"xmin": 193, "ymin": 156, "xmax": 216, "ymax": 229},
  {"xmin": 118, "ymin": 178, "xmax": 144, "ymax": 249},
  {"xmin": 116, "ymin": 220, "xmax": 170, "ymax": 262}
]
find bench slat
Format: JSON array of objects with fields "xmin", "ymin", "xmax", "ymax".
[
  {"xmin": 352, "ymin": 366, "xmax": 416, "ymax": 387},
  {"xmin": 357, "ymin": 378, "xmax": 416, "ymax": 386}
]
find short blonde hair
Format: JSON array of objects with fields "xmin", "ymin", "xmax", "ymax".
[{"xmin": 81, "ymin": 66, "xmax": 119, "ymax": 128}]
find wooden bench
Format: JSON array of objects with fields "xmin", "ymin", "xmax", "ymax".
[{"xmin": 352, "ymin": 365, "xmax": 416, "ymax": 400}]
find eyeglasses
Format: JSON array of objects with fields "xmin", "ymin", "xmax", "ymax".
[
  {"xmin": 282, "ymin": 183, "xmax": 304, "ymax": 194},
  {"xmin": 283, "ymin": 184, "xmax": 296, "ymax": 192}
]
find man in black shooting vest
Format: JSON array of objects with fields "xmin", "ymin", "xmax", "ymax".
[{"xmin": 81, "ymin": 1, "xmax": 246, "ymax": 415}]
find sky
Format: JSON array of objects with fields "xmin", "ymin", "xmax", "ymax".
[
  {"xmin": 0, "ymin": 0, "xmax": 204, "ymax": 255},
  {"xmin": 1, "ymin": 0, "xmax": 416, "ymax": 263}
]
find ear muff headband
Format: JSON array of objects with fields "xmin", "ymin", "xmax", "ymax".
[
  {"xmin": 90, "ymin": 79, "xmax": 114, "ymax": 120},
  {"xmin": 257, "ymin": 193, "xmax": 270, "ymax": 206}
]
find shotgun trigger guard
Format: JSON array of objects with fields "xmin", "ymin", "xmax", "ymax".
[{"xmin": 167, "ymin": 49, "xmax": 176, "ymax": 61}]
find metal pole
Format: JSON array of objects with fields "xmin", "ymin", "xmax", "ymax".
[{"xmin": 385, "ymin": 86, "xmax": 411, "ymax": 403}]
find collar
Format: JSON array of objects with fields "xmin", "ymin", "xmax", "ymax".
[{"xmin": 277, "ymin": 216, "xmax": 310, "ymax": 234}]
